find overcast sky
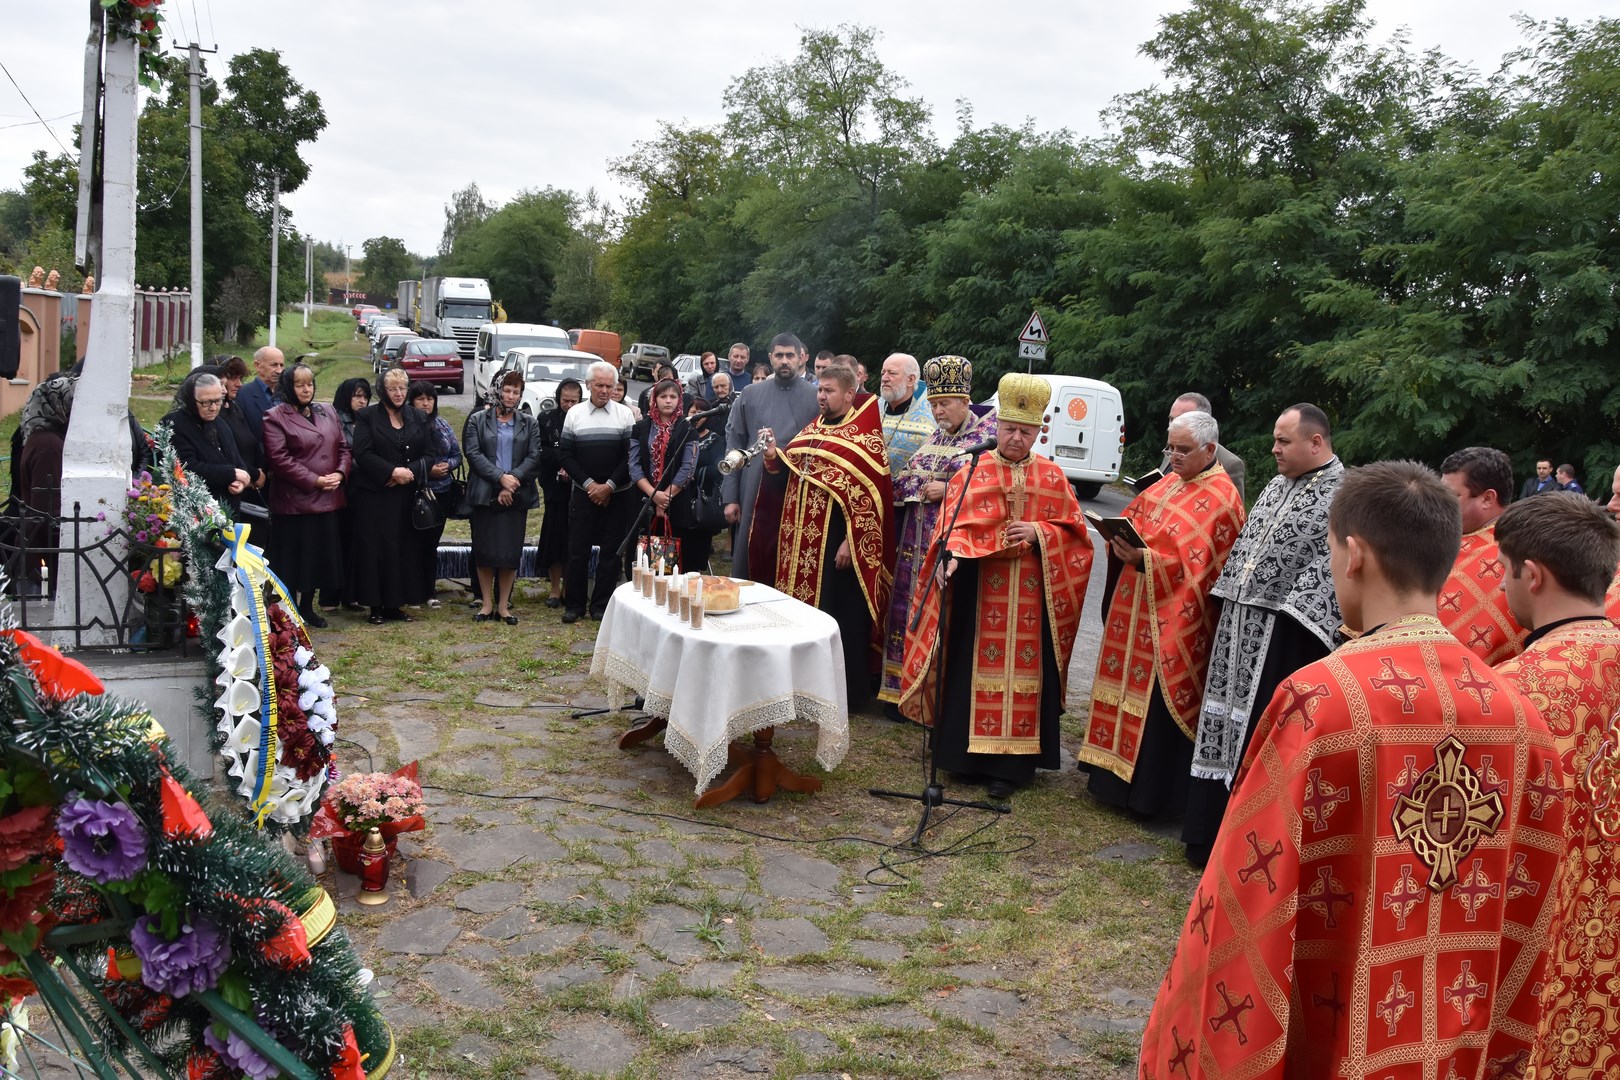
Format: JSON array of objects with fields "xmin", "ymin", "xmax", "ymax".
[{"xmin": 1, "ymin": 1, "xmax": 1608, "ymax": 263}]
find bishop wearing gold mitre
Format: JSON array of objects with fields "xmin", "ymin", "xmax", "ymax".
[
  {"xmin": 1139, "ymin": 463, "xmax": 1563, "ymax": 1080},
  {"xmin": 1491, "ymin": 494, "xmax": 1620, "ymax": 1079},
  {"xmin": 1082, "ymin": 409, "xmax": 1246, "ymax": 818},
  {"xmin": 898, "ymin": 373, "xmax": 1093, "ymax": 801}
]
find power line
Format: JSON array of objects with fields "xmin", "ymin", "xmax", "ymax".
[
  {"xmin": 0, "ymin": 110, "xmax": 78, "ymax": 133},
  {"xmin": 189, "ymin": 0, "xmax": 205, "ymax": 54},
  {"xmin": 0, "ymin": 58, "xmax": 72, "ymax": 157},
  {"xmin": 203, "ymin": 0, "xmax": 218, "ymax": 51}
]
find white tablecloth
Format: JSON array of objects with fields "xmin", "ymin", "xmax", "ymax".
[{"xmin": 589, "ymin": 581, "xmax": 849, "ymax": 793}]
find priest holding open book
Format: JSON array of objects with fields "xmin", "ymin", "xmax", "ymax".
[{"xmin": 1081, "ymin": 410, "xmax": 1246, "ymax": 820}]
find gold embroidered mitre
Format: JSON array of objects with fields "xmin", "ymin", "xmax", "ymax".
[
  {"xmin": 923, "ymin": 355, "xmax": 972, "ymax": 400},
  {"xmin": 996, "ymin": 372, "xmax": 1050, "ymax": 426}
]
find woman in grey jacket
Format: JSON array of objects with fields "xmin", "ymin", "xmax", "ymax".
[{"xmin": 462, "ymin": 370, "xmax": 543, "ymax": 624}]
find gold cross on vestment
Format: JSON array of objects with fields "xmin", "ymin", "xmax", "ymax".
[{"xmin": 1003, "ymin": 464, "xmax": 1028, "ymax": 546}]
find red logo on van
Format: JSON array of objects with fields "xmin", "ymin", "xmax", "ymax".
[{"xmin": 1067, "ymin": 398, "xmax": 1088, "ymax": 421}]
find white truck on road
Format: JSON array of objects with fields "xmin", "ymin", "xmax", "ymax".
[{"xmin": 418, "ymin": 277, "xmax": 491, "ymax": 361}]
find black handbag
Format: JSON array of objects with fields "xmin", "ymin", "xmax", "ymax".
[
  {"xmin": 411, "ymin": 487, "xmax": 441, "ymax": 531},
  {"xmin": 442, "ymin": 466, "xmax": 469, "ymax": 520},
  {"xmin": 671, "ymin": 466, "xmax": 726, "ymax": 532}
]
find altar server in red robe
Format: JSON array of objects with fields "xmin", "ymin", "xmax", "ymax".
[
  {"xmin": 1140, "ymin": 461, "xmax": 1564, "ymax": 1080},
  {"xmin": 899, "ymin": 372, "xmax": 1093, "ymax": 801},
  {"xmin": 1438, "ymin": 446, "xmax": 1526, "ymax": 664},
  {"xmin": 1492, "ymin": 493, "xmax": 1620, "ymax": 1079}
]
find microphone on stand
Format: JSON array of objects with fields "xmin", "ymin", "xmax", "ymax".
[{"xmin": 956, "ymin": 437, "xmax": 999, "ymax": 457}]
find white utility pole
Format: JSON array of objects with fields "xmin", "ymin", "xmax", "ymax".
[
  {"xmin": 303, "ymin": 235, "xmax": 312, "ymax": 327},
  {"xmin": 343, "ymin": 242, "xmax": 350, "ymax": 302},
  {"xmin": 57, "ymin": 19, "xmax": 139, "ymax": 644},
  {"xmin": 187, "ymin": 43, "xmax": 203, "ymax": 367},
  {"xmin": 268, "ymin": 173, "xmax": 280, "ymax": 347}
]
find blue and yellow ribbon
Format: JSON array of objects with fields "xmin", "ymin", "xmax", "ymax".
[{"xmin": 221, "ymin": 523, "xmax": 304, "ymax": 825}]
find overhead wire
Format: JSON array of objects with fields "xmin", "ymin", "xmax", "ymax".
[
  {"xmin": 0, "ymin": 59, "xmax": 72, "ymax": 157},
  {"xmin": 0, "ymin": 110, "xmax": 78, "ymax": 133}
]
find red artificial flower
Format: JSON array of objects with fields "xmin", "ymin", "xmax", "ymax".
[
  {"xmin": 256, "ymin": 901, "xmax": 311, "ymax": 969},
  {"xmin": 136, "ymin": 571, "xmax": 157, "ymax": 594},
  {"xmin": 0, "ymin": 629, "xmax": 104, "ymax": 700},
  {"xmin": 331, "ymin": 1025, "xmax": 366, "ymax": 1080},
  {"xmin": 0, "ymin": 804, "xmax": 57, "ymax": 871},
  {"xmin": 0, "ymin": 969, "xmax": 36, "ymax": 1000},
  {"xmin": 159, "ymin": 770, "xmax": 213, "ymax": 841},
  {"xmin": 186, "ymin": 1047, "xmax": 226, "ymax": 1080},
  {"xmin": 0, "ymin": 870, "xmax": 56, "ymax": 935}
]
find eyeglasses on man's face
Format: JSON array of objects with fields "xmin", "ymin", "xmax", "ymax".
[{"xmin": 196, "ymin": 396, "xmax": 224, "ymax": 408}]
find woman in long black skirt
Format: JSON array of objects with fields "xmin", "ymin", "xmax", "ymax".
[
  {"xmin": 462, "ymin": 370, "xmax": 543, "ymax": 623},
  {"xmin": 323, "ymin": 377, "xmax": 371, "ymax": 611},
  {"xmin": 408, "ymin": 381, "xmax": 462, "ymax": 607},
  {"xmin": 262, "ymin": 362, "xmax": 351, "ymax": 628},
  {"xmin": 348, "ymin": 366, "xmax": 434, "ymax": 624},
  {"xmin": 535, "ymin": 378, "xmax": 582, "ymax": 607}
]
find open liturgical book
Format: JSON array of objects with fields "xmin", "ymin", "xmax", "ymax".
[
  {"xmin": 1124, "ymin": 468, "xmax": 1163, "ymax": 495},
  {"xmin": 1084, "ymin": 509, "xmax": 1146, "ymax": 550}
]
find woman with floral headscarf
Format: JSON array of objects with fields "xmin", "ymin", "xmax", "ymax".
[
  {"xmin": 627, "ymin": 377, "xmax": 697, "ymax": 568},
  {"xmin": 408, "ymin": 380, "xmax": 461, "ymax": 607},
  {"xmin": 262, "ymin": 362, "xmax": 350, "ymax": 628}
]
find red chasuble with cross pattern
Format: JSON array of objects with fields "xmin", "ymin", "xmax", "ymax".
[
  {"xmin": 1438, "ymin": 525, "xmax": 1527, "ymax": 665},
  {"xmin": 1139, "ymin": 616, "xmax": 1563, "ymax": 1080},
  {"xmin": 1495, "ymin": 619, "xmax": 1620, "ymax": 1079},
  {"xmin": 898, "ymin": 451, "xmax": 1092, "ymax": 752},
  {"xmin": 1082, "ymin": 465, "xmax": 1246, "ymax": 780}
]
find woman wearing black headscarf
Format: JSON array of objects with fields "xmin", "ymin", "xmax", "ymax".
[
  {"xmin": 164, "ymin": 372, "xmax": 249, "ymax": 512},
  {"xmin": 262, "ymin": 362, "xmax": 350, "ymax": 628},
  {"xmin": 408, "ymin": 380, "xmax": 462, "ymax": 607},
  {"xmin": 535, "ymin": 377, "xmax": 581, "ymax": 607},
  {"xmin": 320, "ymin": 377, "xmax": 373, "ymax": 612},
  {"xmin": 12, "ymin": 372, "xmax": 76, "ymax": 594},
  {"xmin": 348, "ymin": 366, "xmax": 434, "ymax": 624},
  {"xmin": 462, "ymin": 370, "xmax": 543, "ymax": 623}
]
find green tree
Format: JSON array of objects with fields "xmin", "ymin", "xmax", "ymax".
[
  {"xmin": 216, "ymin": 49, "xmax": 328, "ymax": 209},
  {"xmin": 357, "ymin": 236, "xmax": 417, "ymax": 300},
  {"xmin": 549, "ymin": 189, "xmax": 615, "ymax": 330},
  {"xmin": 446, "ymin": 189, "xmax": 575, "ymax": 322},
  {"xmin": 439, "ymin": 182, "xmax": 492, "ymax": 260}
]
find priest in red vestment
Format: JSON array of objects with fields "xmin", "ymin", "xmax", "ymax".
[
  {"xmin": 899, "ymin": 373, "xmax": 1092, "ymax": 801},
  {"xmin": 759, "ymin": 362, "xmax": 894, "ymax": 710},
  {"xmin": 1492, "ymin": 494, "xmax": 1620, "ymax": 1079},
  {"xmin": 1140, "ymin": 461, "xmax": 1564, "ymax": 1080},
  {"xmin": 1083, "ymin": 409, "xmax": 1245, "ymax": 817},
  {"xmin": 1438, "ymin": 446, "xmax": 1526, "ymax": 664}
]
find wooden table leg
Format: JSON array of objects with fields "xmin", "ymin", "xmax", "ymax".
[
  {"xmin": 694, "ymin": 727, "xmax": 823, "ymax": 809},
  {"xmin": 617, "ymin": 716, "xmax": 668, "ymax": 750}
]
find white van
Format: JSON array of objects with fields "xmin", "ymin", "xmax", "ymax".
[
  {"xmin": 473, "ymin": 323, "xmax": 573, "ymax": 396},
  {"xmin": 984, "ymin": 374, "xmax": 1125, "ymax": 498}
]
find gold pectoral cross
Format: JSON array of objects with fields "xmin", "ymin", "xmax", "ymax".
[{"xmin": 1003, "ymin": 463, "xmax": 1028, "ymax": 546}]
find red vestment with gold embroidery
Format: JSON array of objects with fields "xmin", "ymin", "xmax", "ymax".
[
  {"xmin": 1082, "ymin": 465, "xmax": 1245, "ymax": 780},
  {"xmin": 898, "ymin": 451, "xmax": 1092, "ymax": 753},
  {"xmin": 1140, "ymin": 616, "xmax": 1563, "ymax": 1080},
  {"xmin": 772, "ymin": 394, "xmax": 894, "ymax": 647},
  {"xmin": 1495, "ymin": 619, "xmax": 1620, "ymax": 1079},
  {"xmin": 1439, "ymin": 525, "xmax": 1526, "ymax": 665}
]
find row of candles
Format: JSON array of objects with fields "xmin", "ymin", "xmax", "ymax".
[{"xmin": 632, "ymin": 547, "xmax": 705, "ymax": 629}]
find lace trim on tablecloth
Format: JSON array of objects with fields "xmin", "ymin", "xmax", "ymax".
[
  {"xmin": 662, "ymin": 689, "xmax": 848, "ymax": 793},
  {"xmin": 594, "ymin": 648, "xmax": 647, "ymax": 711}
]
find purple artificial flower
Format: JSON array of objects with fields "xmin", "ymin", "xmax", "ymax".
[
  {"xmin": 95, "ymin": 511, "xmax": 107, "ymax": 522},
  {"xmin": 57, "ymin": 796, "xmax": 149, "ymax": 883},
  {"xmin": 129, "ymin": 913, "xmax": 231, "ymax": 998},
  {"xmin": 134, "ymin": 530, "xmax": 148, "ymax": 544},
  {"xmin": 204, "ymin": 1024, "xmax": 277, "ymax": 1080}
]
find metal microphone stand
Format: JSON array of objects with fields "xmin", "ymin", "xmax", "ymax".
[{"xmin": 870, "ymin": 445, "xmax": 1009, "ymax": 845}]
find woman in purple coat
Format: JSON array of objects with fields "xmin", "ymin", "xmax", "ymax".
[{"xmin": 262, "ymin": 362, "xmax": 352, "ymax": 627}]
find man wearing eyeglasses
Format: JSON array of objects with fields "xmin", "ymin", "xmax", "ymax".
[
  {"xmin": 1159, "ymin": 392, "xmax": 1245, "ymax": 500},
  {"xmin": 1082, "ymin": 410, "xmax": 1246, "ymax": 826},
  {"xmin": 722, "ymin": 332, "xmax": 818, "ymax": 581}
]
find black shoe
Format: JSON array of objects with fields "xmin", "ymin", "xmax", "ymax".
[
  {"xmin": 589, "ymin": 608, "xmax": 606, "ymax": 621},
  {"xmin": 985, "ymin": 779, "xmax": 1016, "ymax": 801},
  {"xmin": 882, "ymin": 702, "xmax": 908, "ymax": 723},
  {"xmin": 301, "ymin": 610, "xmax": 329, "ymax": 629},
  {"xmin": 367, "ymin": 614, "xmax": 385, "ymax": 625},
  {"xmin": 545, "ymin": 596, "xmax": 562, "ymax": 609},
  {"xmin": 561, "ymin": 610, "xmax": 584, "ymax": 624},
  {"xmin": 503, "ymin": 615, "xmax": 519, "ymax": 626},
  {"xmin": 474, "ymin": 612, "xmax": 493, "ymax": 623}
]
